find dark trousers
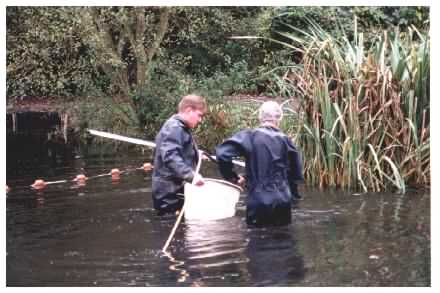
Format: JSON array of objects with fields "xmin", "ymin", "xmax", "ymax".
[{"xmin": 246, "ymin": 202, "xmax": 292, "ymax": 227}]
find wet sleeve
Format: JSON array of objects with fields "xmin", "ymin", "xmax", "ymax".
[
  {"xmin": 160, "ymin": 126, "xmax": 194, "ymax": 182},
  {"xmin": 215, "ymin": 130, "xmax": 250, "ymax": 184}
]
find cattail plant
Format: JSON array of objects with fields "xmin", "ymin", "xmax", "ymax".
[{"xmin": 239, "ymin": 17, "xmax": 430, "ymax": 193}]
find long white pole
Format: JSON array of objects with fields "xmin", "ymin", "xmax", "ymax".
[
  {"xmin": 88, "ymin": 129, "xmax": 157, "ymax": 148},
  {"xmin": 87, "ymin": 129, "xmax": 245, "ymax": 167}
]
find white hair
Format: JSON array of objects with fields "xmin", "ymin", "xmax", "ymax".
[{"xmin": 258, "ymin": 101, "xmax": 283, "ymax": 123}]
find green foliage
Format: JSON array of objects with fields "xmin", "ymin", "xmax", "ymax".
[
  {"xmin": 6, "ymin": 7, "xmax": 102, "ymax": 98},
  {"xmin": 8, "ymin": 6, "xmax": 179, "ymax": 132},
  {"xmin": 195, "ymin": 60, "xmax": 257, "ymax": 97},
  {"xmin": 7, "ymin": 6, "xmax": 429, "ymax": 101},
  {"xmin": 132, "ymin": 58, "xmax": 258, "ymax": 140},
  {"xmin": 271, "ymin": 6, "xmax": 429, "ymax": 43},
  {"xmin": 164, "ymin": 7, "xmax": 266, "ymax": 77},
  {"xmin": 76, "ymin": 96, "xmax": 143, "ymax": 138},
  {"xmin": 134, "ymin": 93, "xmax": 180, "ymax": 141},
  {"xmin": 194, "ymin": 99, "xmax": 260, "ymax": 151},
  {"xmin": 77, "ymin": 7, "xmax": 174, "ymax": 98}
]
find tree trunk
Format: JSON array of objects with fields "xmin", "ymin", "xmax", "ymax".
[{"xmin": 81, "ymin": 7, "xmax": 172, "ymax": 116}]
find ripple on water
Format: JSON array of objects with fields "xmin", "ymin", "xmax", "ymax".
[{"xmin": 182, "ymin": 217, "xmax": 249, "ymax": 272}]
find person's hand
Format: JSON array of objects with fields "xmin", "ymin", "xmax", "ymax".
[
  {"xmin": 202, "ymin": 153, "xmax": 209, "ymax": 161},
  {"xmin": 193, "ymin": 173, "xmax": 205, "ymax": 186},
  {"xmin": 237, "ymin": 174, "xmax": 246, "ymax": 187}
]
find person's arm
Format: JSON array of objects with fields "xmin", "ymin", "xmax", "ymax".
[
  {"xmin": 216, "ymin": 130, "xmax": 249, "ymax": 184},
  {"xmin": 160, "ymin": 126, "xmax": 195, "ymax": 182}
]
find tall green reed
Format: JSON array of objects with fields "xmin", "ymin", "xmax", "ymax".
[{"xmin": 256, "ymin": 18, "xmax": 430, "ymax": 193}]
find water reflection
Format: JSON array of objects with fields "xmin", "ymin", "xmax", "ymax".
[
  {"xmin": 291, "ymin": 190, "xmax": 430, "ymax": 286},
  {"xmin": 168, "ymin": 216, "xmax": 306, "ymax": 286},
  {"xmin": 245, "ymin": 226, "xmax": 305, "ymax": 286},
  {"xmin": 182, "ymin": 217, "xmax": 249, "ymax": 286},
  {"xmin": 6, "ymin": 152, "xmax": 430, "ymax": 286},
  {"xmin": 162, "ymin": 251, "xmax": 189, "ymax": 284},
  {"xmin": 35, "ymin": 190, "xmax": 45, "ymax": 208}
]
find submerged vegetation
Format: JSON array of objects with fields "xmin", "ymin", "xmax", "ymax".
[{"xmin": 6, "ymin": 7, "xmax": 430, "ymax": 192}]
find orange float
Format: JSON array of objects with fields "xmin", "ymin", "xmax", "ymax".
[
  {"xmin": 74, "ymin": 174, "xmax": 88, "ymax": 181},
  {"xmin": 111, "ymin": 168, "xmax": 121, "ymax": 180},
  {"xmin": 143, "ymin": 163, "xmax": 153, "ymax": 171},
  {"xmin": 74, "ymin": 174, "xmax": 88, "ymax": 185},
  {"xmin": 31, "ymin": 179, "xmax": 47, "ymax": 190}
]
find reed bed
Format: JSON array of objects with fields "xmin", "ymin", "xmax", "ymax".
[{"xmin": 256, "ymin": 20, "xmax": 430, "ymax": 193}]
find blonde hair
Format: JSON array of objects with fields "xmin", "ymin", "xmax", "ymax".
[{"xmin": 178, "ymin": 95, "xmax": 207, "ymax": 113}]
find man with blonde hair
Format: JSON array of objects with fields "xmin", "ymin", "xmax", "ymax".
[
  {"xmin": 152, "ymin": 94, "xmax": 206, "ymax": 215},
  {"xmin": 216, "ymin": 100, "xmax": 303, "ymax": 226}
]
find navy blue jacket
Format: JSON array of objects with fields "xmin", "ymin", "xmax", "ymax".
[
  {"xmin": 216, "ymin": 126, "xmax": 303, "ymax": 226},
  {"xmin": 152, "ymin": 114, "xmax": 199, "ymax": 214}
]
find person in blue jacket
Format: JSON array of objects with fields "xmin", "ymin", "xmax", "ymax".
[
  {"xmin": 216, "ymin": 101, "xmax": 304, "ymax": 226},
  {"xmin": 152, "ymin": 94, "xmax": 206, "ymax": 215}
]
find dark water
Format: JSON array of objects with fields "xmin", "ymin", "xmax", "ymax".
[{"xmin": 6, "ymin": 152, "xmax": 430, "ymax": 286}]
